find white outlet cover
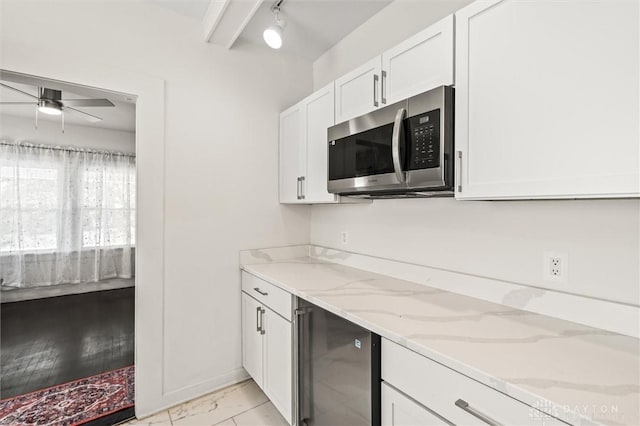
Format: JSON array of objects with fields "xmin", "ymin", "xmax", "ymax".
[{"xmin": 543, "ymin": 251, "xmax": 569, "ymax": 284}]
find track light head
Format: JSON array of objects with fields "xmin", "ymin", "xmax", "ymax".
[{"xmin": 264, "ymin": 4, "xmax": 285, "ymax": 49}]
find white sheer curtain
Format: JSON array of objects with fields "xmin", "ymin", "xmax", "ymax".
[{"xmin": 0, "ymin": 141, "xmax": 135, "ymax": 288}]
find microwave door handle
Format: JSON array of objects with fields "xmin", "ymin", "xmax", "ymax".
[{"xmin": 392, "ymin": 107, "xmax": 407, "ymax": 183}]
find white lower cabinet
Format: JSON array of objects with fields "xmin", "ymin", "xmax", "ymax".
[
  {"xmin": 241, "ymin": 292, "xmax": 264, "ymax": 386},
  {"xmin": 262, "ymin": 307, "xmax": 292, "ymax": 424},
  {"xmin": 382, "ymin": 339, "xmax": 566, "ymax": 425},
  {"xmin": 382, "ymin": 382, "xmax": 449, "ymax": 426},
  {"xmin": 241, "ymin": 283, "xmax": 293, "ymax": 425}
]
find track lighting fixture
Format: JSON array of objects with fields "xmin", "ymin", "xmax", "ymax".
[{"xmin": 264, "ymin": 1, "xmax": 285, "ymax": 49}]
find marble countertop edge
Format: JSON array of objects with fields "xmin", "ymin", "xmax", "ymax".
[{"xmin": 240, "ymin": 263, "xmax": 602, "ymax": 426}]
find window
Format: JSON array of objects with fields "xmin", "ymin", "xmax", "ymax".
[
  {"xmin": 0, "ymin": 142, "xmax": 136, "ymax": 288},
  {"xmin": 0, "ymin": 142, "xmax": 135, "ymax": 252},
  {"xmin": 0, "ymin": 165, "xmax": 59, "ymax": 252},
  {"xmin": 81, "ymin": 166, "xmax": 136, "ymax": 248}
]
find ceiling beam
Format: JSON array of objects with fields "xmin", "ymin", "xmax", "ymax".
[
  {"xmin": 202, "ymin": 0, "xmax": 231, "ymax": 43},
  {"xmin": 202, "ymin": 0, "xmax": 265, "ymax": 48}
]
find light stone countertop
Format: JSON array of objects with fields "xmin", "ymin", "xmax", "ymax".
[{"xmin": 241, "ymin": 256, "xmax": 640, "ymax": 426}]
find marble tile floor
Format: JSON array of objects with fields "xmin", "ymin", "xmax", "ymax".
[{"xmin": 122, "ymin": 379, "xmax": 288, "ymax": 426}]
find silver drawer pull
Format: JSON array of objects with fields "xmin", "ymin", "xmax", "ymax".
[
  {"xmin": 253, "ymin": 287, "xmax": 268, "ymax": 296},
  {"xmin": 455, "ymin": 399, "xmax": 502, "ymax": 426}
]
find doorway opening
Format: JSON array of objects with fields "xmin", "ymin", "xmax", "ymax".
[{"xmin": 0, "ymin": 69, "xmax": 137, "ymax": 425}]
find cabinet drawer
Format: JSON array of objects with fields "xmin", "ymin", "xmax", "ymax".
[
  {"xmin": 242, "ymin": 271, "xmax": 292, "ymax": 320},
  {"xmin": 382, "ymin": 382, "xmax": 449, "ymax": 426},
  {"xmin": 382, "ymin": 339, "xmax": 565, "ymax": 426}
]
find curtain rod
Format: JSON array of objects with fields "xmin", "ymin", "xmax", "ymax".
[{"xmin": 0, "ymin": 140, "xmax": 136, "ymax": 158}]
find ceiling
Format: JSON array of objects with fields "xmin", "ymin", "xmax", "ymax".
[
  {"xmin": 149, "ymin": 0, "xmax": 212, "ymax": 20},
  {"xmin": 0, "ymin": 72, "xmax": 136, "ymax": 133},
  {"xmin": 239, "ymin": 0, "xmax": 393, "ymax": 60},
  {"xmin": 149, "ymin": 0, "xmax": 393, "ymax": 61}
]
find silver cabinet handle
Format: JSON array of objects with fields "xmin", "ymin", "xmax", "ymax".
[
  {"xmin": 256, "ymin": 306, "xmax": 262, "ymax": 332},
  {"xmin": 296, "ymin": 177, "xmax": 301, "ymax": 200},
  {"xmin": 259, "ymin": 308, "xmax": 266, "ymax": 335},
  {"xmin": 381, "ymin": 70, "xmax": 387, "ymax": 104},
  {"xmin": 455, "ymin": 399, "xmax": 502, "ymax": 426},
  {"xmin": 300, "ymin": 176, "xmax": 305, "ymax": 200},
  {"xmin": 456, "ymin": 151, "xmax": 463, "ymax": 193},
  {"xmin": 254, "ymin": 287, "xmax": 268, "ymax": 296},
  {"xmin": 373, "ymin": 74, "xmax": 379, "ymax": 107},
  {"xmin": 392, "ymin": 107, "xmax": 407, "ymax": 183}
]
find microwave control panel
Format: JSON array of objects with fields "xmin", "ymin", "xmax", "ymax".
[{"xmin": 407, "ymin": 109, "xmax": 440, "ymax": 170}]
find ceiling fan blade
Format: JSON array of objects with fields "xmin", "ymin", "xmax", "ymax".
[
  {"xmin": 65, "ymin": 106, "xmax": 103, "ymax": 123},
  {"xmin": 0, "ymin": 82, "xmax": 39, "ymax": 100},
  {"xmin": 60, "ymin": 98, "xmax": 115, "ymax": 107},
  {"xmin": 0, "ymin": 102, "xmax": 37, "ymax": 105}
]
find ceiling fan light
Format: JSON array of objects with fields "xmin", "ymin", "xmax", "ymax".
[
  {"xmin": 38, "ymin": 99, "xmax": 62, "ymax": 116},
  {"xmin": 263, "ymin": 25, "xmax": 283, "ymax": 49}
]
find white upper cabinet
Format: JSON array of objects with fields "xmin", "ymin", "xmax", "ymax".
[
  {"xmin": 335, "ymin": 56, "xmax": 382, "ymax": 123},
  {"xmin": 382, "ymin": 15, "xmax": 454, "ymax": 105},
  {"xmin": 455, "ymin": 0, "xmax": 640, "ymax": 199},
  {"xmin": 279, "ymin": 103, "xmax": 305, "ymax": 204},
  {"xmin": 304, "ymin": 84, "xmax": 337, "ymax": 203},
  {"xmin": 279, "ymin": 83, "xmax": 338, "ymax": 204},
  {"xmin": 334, "ymin": 16, "xmax": 455, "ymax": 124}
]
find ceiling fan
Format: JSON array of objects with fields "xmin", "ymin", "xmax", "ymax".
[{"xmin": 0, "ymin": 82, "xmax": 115, "ymax": 130}]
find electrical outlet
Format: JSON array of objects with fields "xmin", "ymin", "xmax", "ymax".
[
  {"xmin": 543, "ymin": 252, "xmax": 568, "ymax": 283},
  {"xmin": 340, "ymin": 231, "xmax": 348, "ymax": 245},
  {"xmin": 550, "ymin": 257, "xmax": 561, "ymax": 276}
]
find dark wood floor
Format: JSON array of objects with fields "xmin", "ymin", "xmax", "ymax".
[{"xmin": 0, "ymin": 287, "xmax": 134, "ymax": 399}]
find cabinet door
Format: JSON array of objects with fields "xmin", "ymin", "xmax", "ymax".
[
  {"xmin": 279, "ymin": 102, "xmax": 306, "ymax": 203},
  {"xmin": 262, "ymin": 308, "xmax": 292, "ymax": 424},
  {"xmin": 241, "ymin": 293, "xmax": 264, "ymax": 387},
  {"xmin": 455, "ymin": 0, "xmax": 639, "ymax": 199},
  {"xmin": 335, "ymin": 56, "xmax": 382, "ymax": 123},
  {"xmin": 382, "ymin": 383, "xmax": 450, "ymax": 426},
  {"xmin": 382, "ymin": 15, "xmax": 454, "ymax": 105},
  {"xmin": 303, "ymin": 82, "xmax": 337, "ymax": 203}
]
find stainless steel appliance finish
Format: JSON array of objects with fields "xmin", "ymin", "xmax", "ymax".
[
  {"xmin": 297, "ymin": 299, "xmax": 381, "ymax": 426},
  {"xmin": 327, "ymin": 85, "xmax": 454, "ymax": 198}
]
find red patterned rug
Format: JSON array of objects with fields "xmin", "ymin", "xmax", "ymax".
[{"xmin": 0, "ymin": 365, "xmax": 134, "ymax": 426}]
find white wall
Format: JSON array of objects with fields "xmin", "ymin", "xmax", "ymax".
[
  {"xmin": 311, "ymin": 0, "xmax": 640, "ymax": 307},
  {"xmin": 313, "ymin": 0, "xmax": 474, "ymax": 90},
  {"xmin": 0, "ymin": 114, "xmax": 135, "ymax": 153},
  {"xmin": 0, "ymin": 0, "xmax": 312, "ymax": 415}
]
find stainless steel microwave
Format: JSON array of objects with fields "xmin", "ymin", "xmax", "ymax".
[{"xmin": 327, "ymin": 86, "xmax": 454, "ymax": 198}]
